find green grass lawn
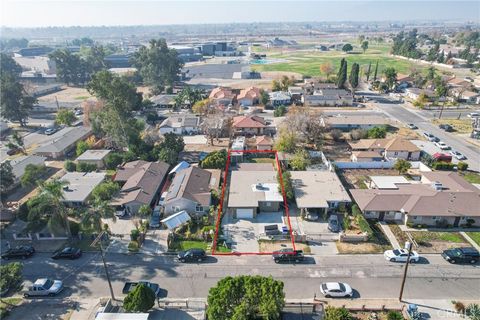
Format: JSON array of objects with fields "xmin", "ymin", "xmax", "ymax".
[
  {"xmin": 466, "ymin": 232, "xmax": 480, "ymax": 246},
  {"xmin": 413, "ymin": 232, "xmax": 465, "ymax": 243},
  {"xmin": 252, "ymin": 48, "xmax": 424, "ymax": 77},
  {"xmin": 0, "ymin": 297, "xmax": 22, "ymax": 318},
  {"xmin": 169, "ymin": 239, "xmax": 231, "ymax": 253},
  {"xmin": 461, "ymin": 172, "xmax": 480, "ymax": 184}
]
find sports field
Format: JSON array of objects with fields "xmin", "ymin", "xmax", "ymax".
[{"xmin": 251, "ymin": 44, "xmax": 425, "ymax": 77}]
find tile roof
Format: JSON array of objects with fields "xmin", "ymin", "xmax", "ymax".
[
  {"xmin": 255, "ymin": 135, "xmax": 273, "ymax": 146},
  {"xmin": 209, "ymin": 87, "xmax": 235, "ymax": 100},
  {"xmin": 232, "ymin": 115, "xmax": 266, "ymax": 128},
  {"xmin": 349, "ymin": 138, "xmax": 419, "ymax": 152},
  {"xmin": 237, "ymin": 87, "xmax": 261, "ymax": 100}
]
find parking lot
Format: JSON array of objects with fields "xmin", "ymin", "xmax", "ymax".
[{"xmin": 411, "ymin": 140, "xmax": 462, "ymax": 164}]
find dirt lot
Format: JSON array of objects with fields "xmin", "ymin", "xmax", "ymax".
[
  {"xmin": 37, "ymin": 86, "xmax": 94, "ymax": 104},
  {"xmin": 387, "ymin": 126, "xmax": 422, "ymax": 140},
  {"xmin": 183, "ymin": 137, "xmax": 229, "ymax": 152},
  {"xmin": 336, "ymin": 241, "xmax": 390, "ymax": 254},
  {"xmin": 258, "ymin": 240, "xmax": 310, "ymax": 253},
  {"xmin": 340, "ymin": 169, "xmax": 399, "ymax": 189},
  {"xmin": 432, "ymin": 118, "xmax": 473, "ymax": 134},
  {"xmin": 322, "ymin": 138, "xmax": 351, "ymax": 161}
]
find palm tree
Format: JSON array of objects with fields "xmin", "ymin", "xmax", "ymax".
[
  {"xmin": 34, "ymin": 179, "xmax": 71, "ymax": 237},
  {"xmin": 82, "ymin": 198, "xmax": 116, "ymax": 233}
]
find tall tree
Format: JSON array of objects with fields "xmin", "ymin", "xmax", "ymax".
[
  {"xmin": 49, "ymin": 49, "xmax": 89, "ymax": 85},
  {"xmin": 207, "ymin": 276, "xmax": 285, "ymax": 320},
  {"xmin": 320, "ymin": 62, "xmax": 334, "ymax": 78},
  {"xmin": 0, "ymin": 53, "xmax": 22, "ymax": 77},
  {"xmin": 342, "ymin": 43, "xmax": 353, "ymax": 53},
  {"xmin": 365, "ymin": 62, "xmax": 372, "ymax": 82},
  {"xmin": 336, "ymin": 58, "xmax": 348, "ymax": 89},
  {"xmin": 131, "ymin": 39, "xmax": 184, "ymax": 94},
  {"xmin": 361, "ymin": 40, "xmax": 369, "ymax": 53},
  {"xmin": 87, "ymin": 70, "xmax": 143, "ymax": 148},
  {"xmin": 0, "ymin": 73, "xmax": 36, "ymax": 126},
  {"xmin": 0, "ymin": 161, "xmax": 15, "ymax": 193},
  {"xmin": 383, "ymin": 67, "xmax": 397, "ymax": 90},
  {"xmin": 349, "ymin": 63, "xmax": 360, "ymax": 92},
  {"xmin": 434, "ymin": 76, "xmax": 448, "ymax": 119},
  {"xmin": 373, "ymin": 61, "xmax": 379, "ymax": 82},
  {"xmin": 55, "ymin": 109, "xmax": 77, "ymax": 126}
]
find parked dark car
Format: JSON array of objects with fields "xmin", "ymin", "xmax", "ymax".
[
  {"xmin": 328, "ymin": 215, "xmax": 341, "ymax": 232},
  {"xmin": 272, "ymin": 249, "xmax": 304, "ymax": 263},
  {"xmin": 441, "ymin": 247, "xmax": 479, "ymax": 264},
  {"xmin": 1, "ymin": 245, "xmax": 35, "ymax": 260},
  {"xmin": 51, "ymin": 247, "xmax": 82, "ymax": 260},
  {"xmin": 177, "ymin": 248, "xmax": 206, "ymax": 263},
  {"xmin": 439, "ymin": 124, "xmax": 453, "ymax": 132}
]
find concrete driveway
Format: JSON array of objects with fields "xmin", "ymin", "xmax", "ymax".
[{"xmin": 222, "ymin": 211, "xmax": 286, "ymax": 253}]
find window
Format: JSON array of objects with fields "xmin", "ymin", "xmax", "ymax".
[
  {"xmin": 173, "ymin": 206, "xmax": 180, "ymax": 212},
  {"xmin": 195, "ymin": 204, "xmax": 203, "ymax": 212},
  {"xmin": 432, "ymin": 216, "xmax": 438, "ymax": 220},
  {"xmin": 265, "ymin": 202, "xmax": 271, "ymax": 207}
]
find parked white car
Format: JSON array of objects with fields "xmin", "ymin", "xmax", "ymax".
[
  {"xmin": 320, "ymin": 282, "xmax": 353, "ymax": 298},
  {"xmin": 435, "ymin": 141, "xmax": 450, "ymax": 150},
  {"xmin": 450, "ymin": 150, "xmax": 467, "ymax": 160},
  {"xmin": 467, "ymin": 112, "xmax": 479, "ymax": 118},
  {"xmin": 384, "ymin": 249, "xmax": 420, "ymax": 263},
  {"xmin": 24, "ymin": 278, "xmax": 63, "ymax": 297}
]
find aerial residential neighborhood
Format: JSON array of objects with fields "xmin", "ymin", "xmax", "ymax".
[{"xmin": 0, "ymin": 1, "xmax": 480, "ymax": 320}]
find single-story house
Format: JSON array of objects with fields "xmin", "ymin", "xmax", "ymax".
[
  {"xmin": 232, "ymin": 115, "xmax": 266, "ymax": 136},
  {"xmin": 447, "ymin": 77, "xmax": 473, "ymax": 89},
  {"xmin": 163, "ymin": 167, "xmax": 221, "ymax": 216},
  {"xmin": 228, "ymin": 165, "xmax": 283, "ymax": 219},
  {"xmin": 269, "ymin": 91, "xmax": 291, "ymax": 107},
  {"xmin": 76, "ymin": 149, "xmax": 111, "ymax": 169},
  {"xmin": 350, "ymin": 172, "xmax": 480, "ymax": 227},
  {"xmin": 33, "ymin": 126, "xmax": 92, "ymax": 159},
  {"xmin": 320, "ymin": 116, "xmax": 390, "ymax": 130},
  {"xmin": 348, "ymin": 137, "xmax": 421, "ymax": 161},
  {"xmin": 405, "ymin": 88, "xmax": 437, "ymax": 101},
  {"xmin": 60, "ymin": 172, "xmax": 106, "ymax": 207},
  {"xmin": 8, "ymin": 155, "xmax": 47, "ymax": 187},
  {"xmin": 159, "ymin": 114, "xmax": 201, "ymax": 135},
  {"xmin": 150, "ymin": 94, "xmax": 176, "ymax": 108},
  {"xmin": 451, "ymin": 89, "xmax": 479, "ymax": 103},
  {"xmin": 290, "ymin": 171, "xmax": 351, "ymax": 216},
  {"xmin": 163, "ymin": 166, "xmax": 220, "ymax": 217},
  {"xmin": 288, "ymin": 86, "xmax": 303, "ymax": 101},
  {"xmin": 237, "ymin": 87, "xmax": 261, "ymax": 106},
  {"xmin": 111, "ymin": 161, "xmax": 170, "ymax": 214},
  {"xmin": 351, "ymin": 151, "xmax": 384, "ymax": 162},
  {"xmin": 255, "ymin": 135, "xmax": 274, "ymax": 150},
  {"xmin": 303, "ymin": 89, "xmax": 353, "ymax": 107},
  {"xmin": 209, "ymin": 87, "xmax": 235, "ymax": 106}
]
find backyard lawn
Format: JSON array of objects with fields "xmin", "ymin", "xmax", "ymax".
[
  {"xmin": 466, "ymin": 232, "xmax": 480, "ymax": 246},
  {"xmin": 169, "ymin": 239, "xmax": 231, "ymax": 253}
]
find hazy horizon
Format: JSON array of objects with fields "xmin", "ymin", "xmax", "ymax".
[{"xmin": 1, "ymin": 0, "xmax": 478, "ymax": 29}]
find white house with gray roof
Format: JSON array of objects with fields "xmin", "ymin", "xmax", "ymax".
[
  {"xmin": 60, "ymin": 172, "xmax": 106, "ymax": 207},
  {"xmin": 159, "ymin": 114, "xmax": 200, "ymax": 135},
  {"xmin": 76, "ymin": 149, "xmax": 111, "ymax": 169}
]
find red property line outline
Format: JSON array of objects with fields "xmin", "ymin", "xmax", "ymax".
[{"xmin": 211, "ymin": 149, "xmax": 296, "ymax": 256}]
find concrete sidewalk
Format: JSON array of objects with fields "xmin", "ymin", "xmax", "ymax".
[{"xmin": 379, "ymin": 222, "xmax": 401, "ymax": 249}]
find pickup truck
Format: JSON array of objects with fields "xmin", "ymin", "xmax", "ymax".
[
  {"xmin": 24, "ymin": 278, "xmax": 63, "ymax": 297},
  {"xmin": 122, "ymin": 281, "xmax": 160, "ymax": 296}
]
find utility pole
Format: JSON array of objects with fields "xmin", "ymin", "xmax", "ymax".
[
  {"xmin": 399, "ymin": 233, "xmax": 417, "ymax": 302},
  {"xmin": 91, "ymin": 231, "xmax": 115, "ymax": 301}
]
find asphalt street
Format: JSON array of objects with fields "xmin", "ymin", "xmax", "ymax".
[
  {"xmin": 356, "ymin": 91, "xmax": 480, "ymax": 172},
  {"xmin": 19, "ymin": 252, "xmax": 480, "ymax": 301}
]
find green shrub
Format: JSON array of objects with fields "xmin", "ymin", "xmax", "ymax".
[
  {"xmin": 104, "ymin": 152, "xmax": 124, "ymax": 170},
  {"xmin": 128, "ymin": 241, "xmax": 139, "ymax": 252},
  {"xmin": 466, "ymin": 303, "xmax": 480, "ymax": 320},
  {"xmin": 457, "ymin": 162, "xmax": 468, "ymax": 171},
  {"xmin": 324, "ymin": 306, "xmax": 352, "ymax": 320},
  {"xmin": 17, "ymin": 202, "xmax": 29, "ymax": 221},
  {"xmin": 69, "ymin": 221, "xmax": 80, "ymax": 236},
  {"xmin": 355, "ymin": 214, "xmax": 373, "ymax": 239},
  {"xmin": 387, "ymin": 311, "xmax": 404, "ymax": 320},
  {"xmin": 432, "ymin": 161, "xmax": 455, "ymax": 171},
  {"xmin": 343, "ymin": 215, "xmax": 351, "ymax": 230},
  {"xmin": 130, "ymin": 229, "xmax": 140, "ymax": 241},
  {"xmin": 64, "ymin": 160, "xmax": 76, "ymax": 172},
  {"xmin": 76, "ymin": 162, "xmax": 97, "ymax": 172},
  {"xmin": 351, "ymin": 204, "xmax": 362, "ymax": 217}
]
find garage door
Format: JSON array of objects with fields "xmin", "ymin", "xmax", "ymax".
[{"xmin": 236, "ymin": 208, "xmax": 254, "ymax": 219}]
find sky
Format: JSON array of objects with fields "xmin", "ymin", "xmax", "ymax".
[{"xmin": 1, "ymin": 0, "xmax": 478, "ymax": 28}]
